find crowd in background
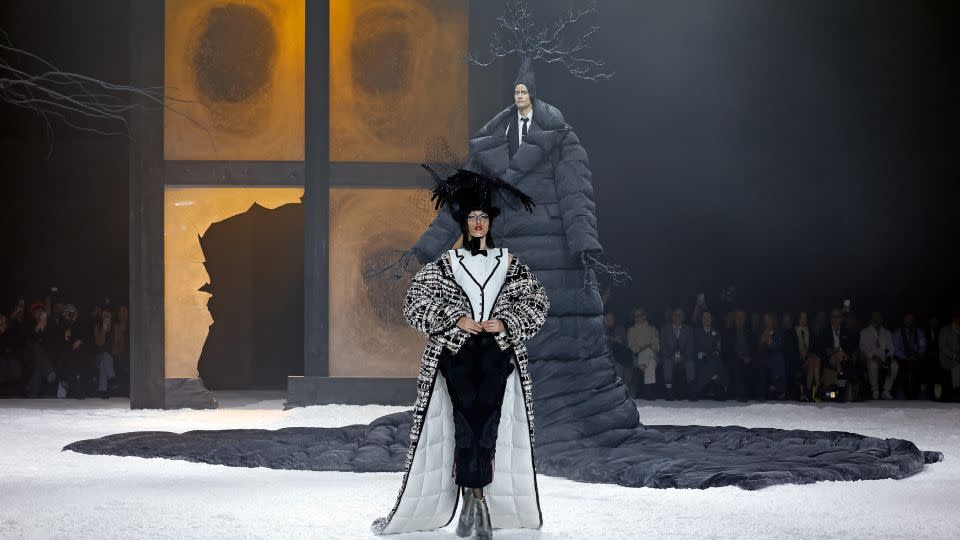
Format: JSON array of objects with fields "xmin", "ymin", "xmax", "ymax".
[
  {"xmin": 0, "ymin": 288, "xmax": 129, "ymax": 399},
  {"xmin": 602, "ymin": 295, "xmax": 960, "ymax": 403}
]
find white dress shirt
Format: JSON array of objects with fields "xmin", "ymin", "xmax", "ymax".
[
  {"xmin": 449, "ymin": 247, "xmax": 510, "ymax": 338},
  {"xmin": 505, "ymin": 107, "xmax": 533, "ymax": 146}
]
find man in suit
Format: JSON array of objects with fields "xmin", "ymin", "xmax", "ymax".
[
  {"xmin": 724, "ymin": 308, "xmax": 760, "ymax": 401},
  {"xmin": 817, "ymin": 308, "xmax": 858, "ymax": 396},
  {"xmin": 660, "ymin": 307, "xmax": 696, "ymax": 400},
  {"xmin": 892, "ymin": 311, "xmax": 926, "ymax": 399},
  {"xmin": 786, "ymin": 311, "xmax": 820, "ymax": 402},
  {"xmin": 507, "ymin": 82, "xmax": 534, "ymax": 160},
  {"xmin": 693, "ymin": 310, "xmax": 726, "ymax": 400}
]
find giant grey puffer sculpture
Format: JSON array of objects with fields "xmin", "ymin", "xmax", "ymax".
[{"xmin": 409, "ymin": 95, "xmax": 640, "ymax": 448}]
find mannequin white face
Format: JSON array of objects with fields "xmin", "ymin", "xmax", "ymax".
[
  {"xmin": 514, "ymin": 84, "xmax": 531, "ymax": 111},
  {"xmin": 466, "ymin": 209, "xmax": 490, "ymax": 242}
]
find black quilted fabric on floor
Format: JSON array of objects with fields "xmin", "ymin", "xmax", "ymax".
[{"xmin": 63, "ymin": 408, "xmax": 943, "ymax": 490}]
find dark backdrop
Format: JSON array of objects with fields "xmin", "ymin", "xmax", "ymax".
[
  {"xmin": 497, "ymin": 0, "xmax": 958, "ymax": 320},
  {"xmin": 1, "ymin": 0, "xmax": 957, "ymax": 335},
  {"xmin": 0, "ymin": 0, "xmax": 131, "ymax": 311}
]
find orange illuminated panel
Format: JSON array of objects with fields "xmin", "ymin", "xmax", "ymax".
[
  {"xmin": 328, "ymin": 187, "xmax": 451, "ymax": 376},
  {"xmin": 164, "ymin": 0, "xmax": 305, "ymax": 160},
  {"xmin": 329, "ymin": 0, "xmax": 468, "ymax": 162}
]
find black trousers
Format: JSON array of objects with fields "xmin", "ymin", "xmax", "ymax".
[{"xmin": 437, "ymin": 331, "xmax": 515, "ymax": 488}]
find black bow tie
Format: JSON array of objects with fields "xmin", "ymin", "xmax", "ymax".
[{"xmin": 469, "ymin": 247, "xmax": 488, "ymax": 256}]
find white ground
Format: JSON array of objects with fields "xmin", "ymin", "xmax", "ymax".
[{"xmin": 1, "ymin": 391, "xmax": 957, "ymax": 539}]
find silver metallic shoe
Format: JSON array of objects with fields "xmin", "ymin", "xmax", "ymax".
[
  {"xmin": 456, "ymin": 487, "xmax": 476, "ymax": 537},
  {"xmin": 474, "ymin": 491, "xmax": 492, "ymax": 540}
]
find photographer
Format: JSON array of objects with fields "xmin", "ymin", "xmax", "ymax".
[{"xmin": 860, "ymin": 311, "xmax": 897, "ymax": 400}]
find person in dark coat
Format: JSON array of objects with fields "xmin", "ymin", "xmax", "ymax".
[
  {"xmin": 693, "ymin": 310, "xmax": 727, "ymax": 399},
  {"xmin": 25, "ymin": 301, "xmax": 56, "ymax": 397},
  {"xmin": 0, "ymin": 313, "xmax": 24, "ymax": 395},
  {"xmin": 660, "ymin": 307, "xmax": 696, "ymax": 400},
  {"xmin": 52, "ymin": 304, "xmax": 92, "ymax": 399},
  {"xmin": 758, "ymin": 312, "xmax": 787, "ymax": 400},
  {"xmin": 725, "ymin": 308, "xmax": 762, "ymax": 401}
]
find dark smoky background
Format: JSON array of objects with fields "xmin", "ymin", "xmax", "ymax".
[
  {"xmin": 1, "ymin": 0, "xmax": 957, "ymax": 323},
  {"xmin": 490, "ymin": 0, "xmax": 959, "ymax": 320}
]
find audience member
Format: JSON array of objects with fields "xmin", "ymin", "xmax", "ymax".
[
  {"xmin": 861, "ymin": 311, "xmax": 897, "ymax": 400},
  {"xmin": 627, "ymin": 307, "xmax": 659, "ymax": 399},
  {"xmin": 758, "ymin": 312, "xmax": 786, "ymax": 399},
  {"xmin": 788, "ymin": 311, "xmax": 821, "ymax": 402},
  {"xmin": 818, "ymin": 308, "xmax": 857, "ymax": 395},
  {"xmin": 725, "ymin": 308, "xmax": 761, "ymax": 401},
  {"xmin": 693, "ymin": 310, "xmax": 727, "ymax": 399},
  {"xmin": 91, "ymin": 306, "xmax": 116, "ymax": 399},
  {"xmin": 26, "ymin": 301, "xmax": 57, "ymax": 397},
  {"xmin": 892, "ymin": 312, "xmax": 926, "ymax": 399},
  {"xmin": 924, "ymin": 315, "xmax": 942, "ymax": 399},
  {"xmin": 939, "ymin": 308, "xmax": 960, "ymax": 399},
  {"xmin": 660, "ymin": 307, "xmax": 695, "ymax": 400},
  {"xmin": 0, "ymin": 313, "xmax": 23, "ymax": 391},
  {"xmin": 53, "ymin": 304, "xmax": 91, "ymax": 399}
]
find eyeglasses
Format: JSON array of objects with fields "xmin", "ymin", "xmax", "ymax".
[{"xmin": 466, "ymin": 213, "xmax": 489, "ymax": 222}]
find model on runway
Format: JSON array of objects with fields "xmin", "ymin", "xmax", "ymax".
[{"xmin": 370, "ymin": 167, "xmax": 549, "ymax": 538}]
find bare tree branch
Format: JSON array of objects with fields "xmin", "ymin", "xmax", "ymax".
[
  {"xmin": 0, "ymin": 29, "xmax": 214, "ymax": 158},
  {"xmin": 465, "ymin": 0, "xmax": 614, "ymax": 82}
]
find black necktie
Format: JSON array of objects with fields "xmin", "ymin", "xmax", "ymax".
[
  {"xmin": 469, "ymin": 247, "xmax": 488, "ymax": 256},
  {"xmin": 521, "ymin": 116, "xmax": 529, "ymax": 137}
]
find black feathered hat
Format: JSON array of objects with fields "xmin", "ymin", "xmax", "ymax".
[{"xmin": 420, "ymin": 164, "xmax": 535, "ymax": 223}]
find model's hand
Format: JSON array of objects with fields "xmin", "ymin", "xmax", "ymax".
[
  {"xmin": 457, "ymin": 316, "xmax": 483, "ymax": 335},
  {"xmin": 481, "ymin": 319, "xmax": 505, "ymax": 333}
]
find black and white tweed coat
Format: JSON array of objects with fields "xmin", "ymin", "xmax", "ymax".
[{"xmin": 370, "ymin": 250, "xmax": 550, "ymax": 535}]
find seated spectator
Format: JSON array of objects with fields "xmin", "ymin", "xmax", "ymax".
[
  {"xmin": 53, "ymin": 304, "xmax": 92, "ymax": 399},
  {"xmin": 818, "ymin": 309, "xmax": 857, "ymax": 397},
  {"xmin": 26, "ymin": 301, "xmax": 57, "ymax": 397},
  {"xmin": 758, "ymin": 312, "xmax": 786, "ymax": 400},
  {"xmin": 860, "ymin": 311, "xmax": 897, "ymax": 400},
  {"xmin": 693, "ymin": 310, "xmax": 727, "ymax": 399},
  {"xmin": 725, "ymin": 308, "xmax": 761, "ymax": 401},
  {"xmin": 91, "ymin": 306, "xmax": 116, "ymax": 399},
  {"xmin": 751, "ymin": 312, "xmax": 762, "ymax": 334},
  {"xmin": 627, "ymin": 307, "xmax": 659, "ymax": 400},
  {"xmin": 892, "ymin": 312, "xmax": 926, "ymax": 399},
  {"xmin": 0, "ymin": 313, "xmax": 24, "ymax": 394},
  {"xmin": 660, "ymin": 307, "xmax": 695, "ymax": 400},
  {"xmin": 924, "ymin": 315, "xmax": 942, "ymax": 399},
  {"xmin": 812, "ymin": 311, "xmax": 828, "ymax": 337},
  {"xmin": 788, "ymin": 311, "xmax": 821, "ymax": 402},
  {"xmin": 939, "ymin": 307, "xmax": 960, "ymax": 400}
]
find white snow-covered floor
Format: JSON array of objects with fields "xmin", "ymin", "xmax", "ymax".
[{"xmin": 1, "ymin": 392, "xmax": 957, "ymax": 539}]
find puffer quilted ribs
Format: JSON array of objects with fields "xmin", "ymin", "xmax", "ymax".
[{"xmin": 375, "ymin": 361, "xmax": 542, "ymax": 535}]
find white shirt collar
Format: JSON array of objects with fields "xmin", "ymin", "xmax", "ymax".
[{"xmin": 518, "ymin": 107, "xmax": 533, "ymax": 122}]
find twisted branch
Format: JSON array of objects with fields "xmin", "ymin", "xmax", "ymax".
[
  {"xmin": 0, "ymin": 29, "xmax": 213, "ymax": 157},
  {"xmin": 464, "ymin": 0, "xmax": 614, "ymax": 82}
]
